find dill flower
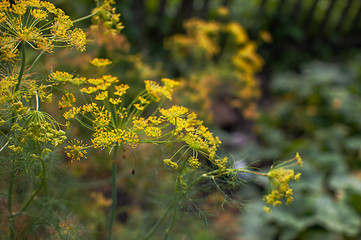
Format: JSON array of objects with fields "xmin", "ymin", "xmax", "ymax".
[
  {"xmin": 226, "ymin": 22, "xmax": 249, "ymax": 44},
  {"xmin": 263, "ymin": 153, "xmax": 303, "ymax": 213},
  {"xmin": 163, "ymin": 159, "xmax": 178, "ymax": 170},
  {"xmin": 144, "ymin": 78, "xmax": 179, "ymax": 102},
  {"xmin": 0, "ymin": 0, "xmax": 86, "ymax": 58},
  {"xmin": 64, "ymin": 139, "xmax": 88, "ymax": 162},
  {"xmin": 160, "ymin": 105, "xmax": 188, "ymax": 120},
  {"xmin": 91, "ymin": 0, "xmax": 124, "ymax": 33},
  {"xmin": 188, "ymin": 156, "xmax": 200, "ymax": 168},
  {"xmin": 95, "ymin": 91, "xmax": 108, "ymax": 101},
  {"xmin": 114, "ymin": 84, "xmax": 130, "ymax": 96},
  {"xmin": 144, "ymin": 127, "xmax": 162, "ymax": 138},
  {"xmin": 90, "ymin": 58, "xmax": 112, "ymax": 67},
  {"xmin": 59, "ymin": 92, "xmax": 76, "ymax": 108},
  {"xmin": 259, "ymin": 30, "xmax": 273, "ymax": 43},
  {"xmin": 216, "ymin": 6, "xmax": 229, "ymax": 17},
  {"xmin": 80, "ymin": 75, "xmax": 119, "ymax": 94}
]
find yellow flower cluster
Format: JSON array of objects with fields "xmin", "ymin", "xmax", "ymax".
[
  {"xmin": 48, "ymin": 71, "xmax": 86, "ymax": 85},
  {"xmin": 163, "ymin": 159, "xmax": 179, "ymax": 170},
  {"xmin": 216, "ymin": 6, "xmax": 230, "ymax": 17},
  {"xmin": 9, "ymin": 114, "xmax": 66, "ymax": 153},
  {"xmin": 165, "ymin": 18, "xmax": 220, "ymax": 60},
  {"xmin": 165, "ymin": 18, "xmax": 264, "ymax": 121},
  {"xmin": 145, "ymin": 78, "xmax": 180, "ymax": 102},
  {"xmin": 64, "ymin": 140, "xmax": 88, "ymax": 162},
  {"xmin": 188, "ymin": 156, "xmax": 200, "ymax": 168},
  {"xmin": 92, "ymin": 128, "xmax": 139, "ymax": 149},
  {"xmin": 81, "ymin": 75, "xmax": 119, "ymax": 94},
  {"xmin": 159, "ymin": 106, "xmax": 221, "ymax": 161},
  {"xmin": 0, "ymin": 75, "xmax": 17, "ymax": 105},
  {"xmin": 90, "ymin": 58, "xmax": 112, "ymax": 67},
  {"xmin": 59, "ymin": 92, "xmax": 76, "ymax": 108},
  {"xmin": 91, "ymin": 0, "xmax": 124, "ymax": 34},
  {"xmin": 60, "ymin": 59, "xmax": 222, "ymax": 170},
  {"xmin": 263, "ymin": 153, "xmax": 303, "ymax": 213},
  {"xmin": 0, "ymin": 0, "xmax": 86, "ymax": 60}
]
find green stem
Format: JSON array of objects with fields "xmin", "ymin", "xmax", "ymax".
[
  {"xmin": 28, "ymin": 50, "xmax": 45, "ymax": 74},
  {"xmin": 15, "ymin": 41, "xmax": 26, "ymax": 92},
  {"xmin": 107, "ymin": 145, "xmax": 119, "ymax": 240},
  {"xmin": 142, "ymin": 202, "xmax": 175, "ymax": 240},
  {"xmin": 72, "ymin": 11, "xmax": 98, "ymax": 24},
  {"xmin": 15, "ymin": 155, "xmax": 46, "ymax": 216},
  {"xmin": 8, "ymin": 165, "xmax": 15, "ymax": 240},
  {"xmin": 163, "ymin": 203, "xmax": 178, "ymax": 240},
  {"xmin": 144, "ymin": 154, "xmax": 189, "ymax": 239}
]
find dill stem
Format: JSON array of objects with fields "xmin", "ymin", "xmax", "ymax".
[
  {"xmin": 15, "ymin": 41, "xmax": 26, "ymax": 92},
  {"xmin": 16, "ymin": 155, "xmax": 47, "ymax": 215},
  {"xmin": 142, "ymin": 202, "xmax": 175, "ymax": 240},
  {"xmin": 163, "ymin": 202, "xmax": 178, "ymax": 240},
  {"xmin": 107, "ymin": 145, "xmax": 119, "ymax": 240},
  {"xmin": 28, "ymin": 50, "xmax": 45, "ymax": 74},
  {"xmin": 7, "ymin": 41, "xmax": 25, "ymax": 237},
  {"xmin": 8, "ymin": 165, "xmax": 15, "ymax": 240},
  {"xmin": 72, "ymin": 11, "xmax": 98, "ymax": 24}
]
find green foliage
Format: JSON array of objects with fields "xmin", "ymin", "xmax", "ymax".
[
  {"xmin": 0, "ymin": 1, "xmax": 303, "ymax": 239},
  {"xmin": 240, "ymin": 56, "xmax": 361, "ymax": 239}
]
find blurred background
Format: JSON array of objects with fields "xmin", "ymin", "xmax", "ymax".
[{"xmin": 30, "ymin": 0, "xmax": 361, "ymax": 239}]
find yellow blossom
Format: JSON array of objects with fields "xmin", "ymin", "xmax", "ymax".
[
  {"xmin": 90, "ymin": 58, "xmax": 112, "ymax": 67},
  {"xmin": 163, "ymin": 159, "xmax": 178, "ymax": 169},
  {"xmin": 160, "ymin": 105, "xmax": 188, "ymax": 120},
  {"xmin": 144, "ymin": 127, "xmax": 162, "ymax": 138},
  {"xmin": 226, "ymin": 22, "xmax": 248, "ymax": 44},
  {"xmin": 259, "ymin": 30, "xmax": 273, "ymax": 43},
  {"xmin": 59, "ymin": 92, "xmax": 76, "ymax": 108},
  {"xmin": 114, "ymin": 84, "xmax": 130, "ymax": 96},
  {"xmin": 109, "ymin": 98, "xmax": 122, "ymax": 105},
  {"xmin": 296, "ymin": 152, "xmax": 303, "ymax": 167},
  {"xmin": 63, "ymin": 107, "xmax": 81, "ymax": 120},
  {"xmin": 144, "ymin": 78, "xmax": 179, "ymax": 101},
  {"xmin": 65, "ymin": 140, "xmax": 88, "ymax": 162},
  {"xmin": 95, "ymin": 91, "xmax": 109, "ymax": 101},
  {"xmin": 48, "ymin": 71, "xmax": 74, "ymax": 83},
  {"xmin": 263, "ymin": 155, "xmax": 302, "ymax": 212},
  {"xmin": 188, "ymin": 156, "xmax": 200, "ymax": 168},
  {"xmin": 0, "ymin": 0, "xmax": 86, "ymax": 57}
]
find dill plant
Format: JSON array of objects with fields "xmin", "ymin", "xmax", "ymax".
[
  {"xmin": 0, "ymin": 0, "xmax": 118, "ymax": 238},
  {"xmin": 57, "ymin": 56, "xmax": 303, "ymax": 238},
  {"xmin": 0, "ymin": 0, "xmax": 303, "ymax": 239}
]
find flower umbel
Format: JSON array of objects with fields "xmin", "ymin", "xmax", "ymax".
[
  {"xmin": 0, "ymin": 0, "xmax": 86, "ymax": 60},
  {"xmin": 263, "ymin": 153, "xmax": 303, "ymax": 213},
  {"xmin": 65, "ymin": 140, "xmax": 88, "ymax": 162}
]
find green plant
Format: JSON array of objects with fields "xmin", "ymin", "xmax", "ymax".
[
  {"xmin": 165, "ymin": 15, "xmax": 263, "ymax": 122},
  {"xmin": 240, "ymin": 58, "xmax": 361, "ymax": 239},
  {"xmin": 0, "ymin": 1, "xmax": 302, "ymax": 239}
]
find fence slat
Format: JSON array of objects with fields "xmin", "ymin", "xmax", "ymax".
[
  {"xmin": 200, "ymin": 0, "xmax": 210, "ymax": 19},
  {"xmin": 173, "ymin": 0, "xmax": 194, "ymax": 32},
  {"xmin": 291, "ymin": 0, "xmax": 302, "ymax": 23},
  {"xmin": 318, "ymin": 0, "xmax": 337, "ymax": 36},
  {"xmin": 350, "ymin": 1, "xmax": 361, "ymax": 32},
  {"xmin": 275, "ymin": 0, "xmax": 287, "ymax": 15},
  {"xmin": 258, "ymin": 0, "xmax": 268, "ymax": 14},
  {"xmin": 335, "ymin": 0, "xmax": 353, "ymax": 32},
  {"xmin": 303, "ymin": 0, "xmax": 320, "ymax": 30}
]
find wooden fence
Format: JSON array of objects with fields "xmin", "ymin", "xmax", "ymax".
[
  {"xmin": 126, "ymin": 0, "xmax": 361, "ymax": 50},
  {"xmin": 258, "ymin": 0, "xmax": 361, "ymax": 39}
]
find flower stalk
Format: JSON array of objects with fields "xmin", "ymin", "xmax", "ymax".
[{"xmin": 108, "ymin": 145, "xmax": 119, "ymax": 240}]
